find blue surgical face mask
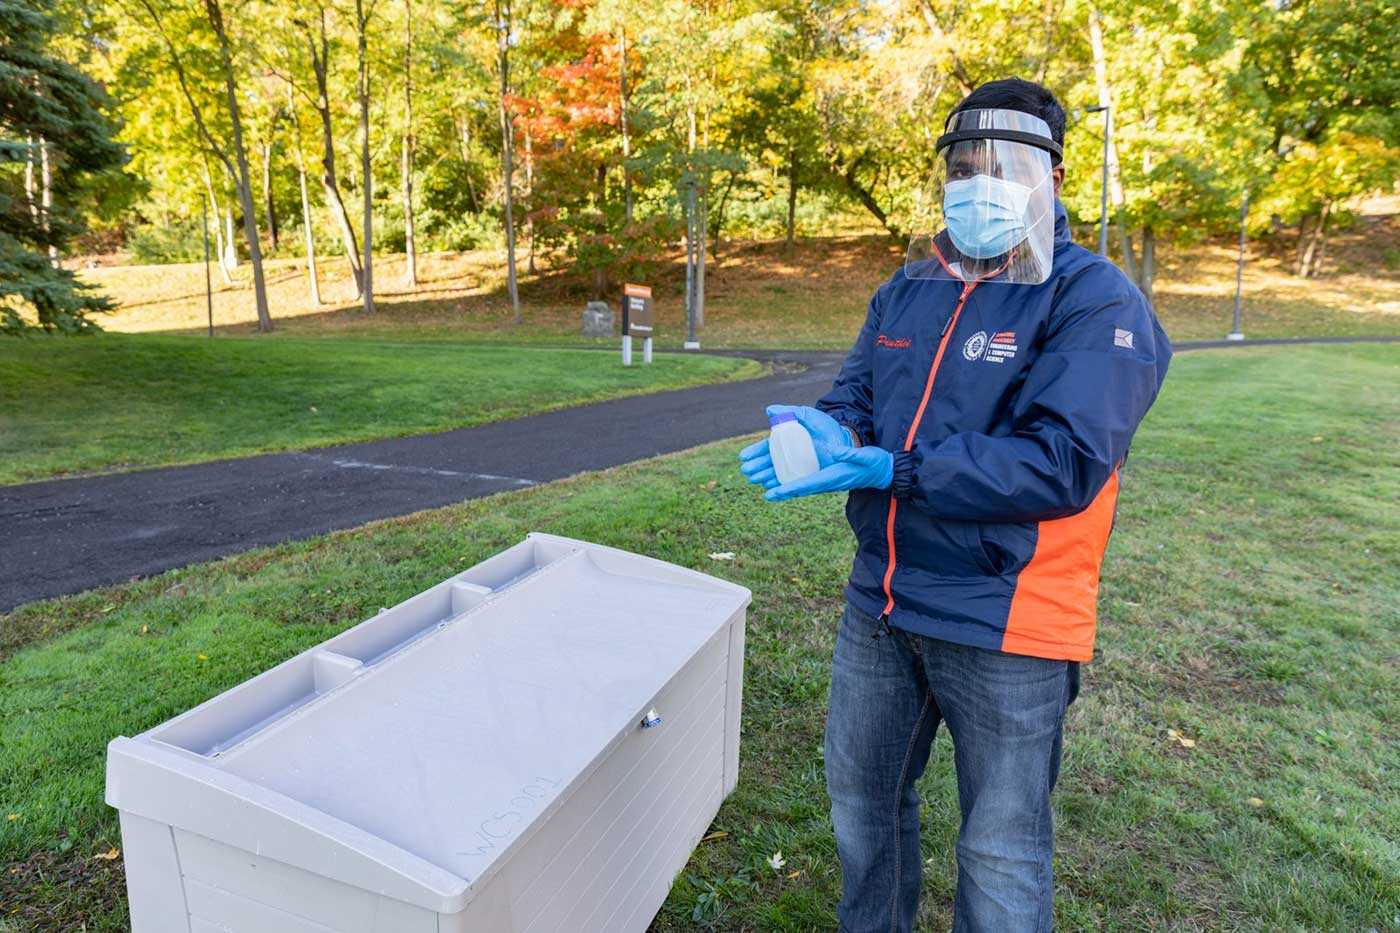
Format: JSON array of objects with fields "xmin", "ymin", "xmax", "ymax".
[{"xmin": 943, "ymin": 174, "xmax": 1033, "ymax": 260}]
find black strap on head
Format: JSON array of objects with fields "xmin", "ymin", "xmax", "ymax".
[{"xmin": 934, "ymin": 128, "xmax": 1064, "ymax": 165}]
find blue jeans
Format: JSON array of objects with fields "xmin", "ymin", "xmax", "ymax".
[{"xmin": 824, "ymin": 601, "xmax": 1080, "ymax": 933}]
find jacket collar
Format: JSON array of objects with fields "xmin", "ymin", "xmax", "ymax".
[{"xmin": 1053, "ymin": 200, "xmax": 1071, "ymax": 244}]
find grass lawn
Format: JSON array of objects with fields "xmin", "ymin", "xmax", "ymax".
[
  {"xmin": 0, "ymin": 333, "xmax": 758, "ymax": 484},
  {"xmin": 77, "ymin": 200, "xmax": 1400, "ymax": 349},
  {"xmin": 2, "ymin": 344, "xmax": 1398, "ymax": 930}
]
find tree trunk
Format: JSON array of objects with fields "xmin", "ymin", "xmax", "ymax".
[
  {"xmin": 201, "ymin": 163, "xmax": 234, "ymax": 286},
  {"xmin": 834, "ymin": 153, "xmax": 905, "ymax": 245},
  {"xmin": 1293, "ymin": 214, "xmax": 1313, "ymax": 275},
  {"xmin": 25, "ymin": 136, "xmax": 41, "ymax": 235},
  {"xmin": 1313, "ymin": 209, "xmax": 1332, "ymax": 276},
  {"xmin": 1088, "ymin": 4, "xmax": 1137, "ymax": 283},
  {"xmin": 223, "ymin": 203, "xmax": 237, "ymax": 273},
  {"xmin": 261, "ymin": 140, "xmax": 279, "ymax": 252},
  {"xmin": 297, "ymin": 155, "xmax": 321, "ymax": 305},
  {"xmin": 524, "ymin": 125, "xmax": 536, "ymax": 275},
  {"xmin": 496, "ymin": 0, "xmax": 520, "ymax": 323},
  {"xmin": 1035, "ymin": 0, "xmax": 1057, "ymax": 83},
  {"xmin": 307, "ymin": 11, "xmax": 363, "ymax": 296},
  {"xmin": 40, "ymin": 137, "xmax": 56, "ymax": 266},
  {"xmin": 1138, "ymin": 225, "xmax": 1155, "ymax": 306},
  {"xmin": 137, "ymin": 0, "xmax": 262, "ymax": 315},
  {"xmin": 287, "ymin": 84, "xmax": 321, "ymax": 305},
  {"xmin": 355, "ymin": 0, "xmax": 374, "ymax": 314},
  {"xmin": 1299, "ymin": 201, "xmax": 1332, "ymax": 278},
  {"xmin": 785, "ymin": 148, "xmax": 798, "ymax": 253},
  {"xmin": 206, "ymin": 0, "xmax": 271, "ymax": 332},
  {"xmin": 401, "ymin": 0, "xmax": 416, "ymax": 288},
  {"xmin": 322, "ymin": 164, "xmax": 362, "ymax": 294},
  {"xmin": 915, "ymin": 0, "xmax": 975, "ymax": 93},
  {"xmin": 619, "ymin": 27, "xmax": 632, "ymax": 225},
  {"xmin": 590, "ymin": 162, "xmax": 606, "ymax": 297},
  {"xmin": 711, "ymin": 171, "xmax": 736, "ymax": 260},
  {"xmin": 455, "ymin": 111, "xmax": 480, "ymax": 213}
]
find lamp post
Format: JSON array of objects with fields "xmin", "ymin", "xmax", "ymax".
[
  {"xmin": 1085, "ymin": 105, "xmax": 1110, "ymax": 257},
  {"xmin": 684, "ymin": 177, "xmax": 699, "ymax": 350}
]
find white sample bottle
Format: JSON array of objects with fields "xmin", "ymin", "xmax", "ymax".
[{"xmin": 768, "ymin": 412, "xmax": 820, "ymax": 485}]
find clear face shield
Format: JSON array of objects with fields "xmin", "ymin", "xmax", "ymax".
[{"xmin": 905, "ymin": 109, "xmax": 1061, "ymax": 286}]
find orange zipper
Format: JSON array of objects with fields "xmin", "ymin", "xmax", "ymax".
[{"xmin": 879, "ymin": 280, "xmax": 979, "ymax": 618}]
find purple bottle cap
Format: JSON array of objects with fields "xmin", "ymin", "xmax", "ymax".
[{"xmin": 769, "ymin": 412, "xmax": 798, "ymax": 426}]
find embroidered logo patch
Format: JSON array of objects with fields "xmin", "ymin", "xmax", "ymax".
[
  {"xmin": 1114, "ymin": 328, "xmax": 1135, "ymax": 349},
  {"xmin": 876, "ymin": 335, "xmax": 911, "ymax": 349},
  {"xmin": 963, "ymin": 331, "xmax": 988, "ymax": 360}
]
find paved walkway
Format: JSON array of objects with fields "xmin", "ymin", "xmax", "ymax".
[
  {"xmin": 1, "ymin": 350, "xmax": 841, "ymax": 611},
  {"xmin": 3, "ymin": 337, "xmax": 1396, "ymax": 612}
]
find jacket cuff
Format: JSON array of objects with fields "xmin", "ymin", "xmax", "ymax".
[
  {"xmin": 816, "ymin": 405, "xmax": 874, "ymax": 447},
  {"xmin": 890, "ymin": 449, "xmax": 918, "ymax": 499}
]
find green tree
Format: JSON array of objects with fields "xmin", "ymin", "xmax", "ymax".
[
  {"xmin": 1070, "ymin": 0, "xmax": 1270, "ymax": 303},
  {"xmin": 1244, "ymin": 0, "xmax": 1400, "ymax": 277},
  {"xmin": 0, "ymin": 0, "xmax": 123, "ymax": 334},
  {"xmin": 122, "ymin": 0, "xmax": 275, "ymax": 330}
]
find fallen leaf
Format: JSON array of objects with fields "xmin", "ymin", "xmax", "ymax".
[
  {"xmin": 767, "ymin": 851, "xmax": 786, "ymax": 871},
  {"xmin": 708, "ymin": 552, "xmax": 735, "ymax": 561},
  {"xmin": 92, "ymin": 848, "xmax": 121, "ymax": 861},
  {"xmin": 1311, "ymin": 435, "xmax": 1324, "ymax": 442},
  {"xmin": 140, "ymin": 625, "xmax": 149, "ymax": 635},
  {"xmin": 700, "ymin": 831, "xmax": 728, "ymax": 843},
  {"xmin": 197, "ymin": 654, "xmax": 209, "ymax": 662},
  {"xmin": 1166, "ymin": 728, "xmax": 1197, "ymax": 749},
  {"xmin": 310, "ymin": 406, "xmax": 319, "ymax": 414},
  {"xmin": 1246, "ymin": 797, "xmax": 1265, "ymax": 808},
  {"xmin": 706, "ymin": 480, "xmax": 717, "ymax": 489},
  {"xmin": 787, "ymin": 870, "xmax": 802, "ymax": 879},
  {"xmin": 6, "ymin": 814, "xmax": 17, "ymax": 822}
]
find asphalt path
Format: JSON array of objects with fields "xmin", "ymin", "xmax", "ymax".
[
  {"xmin": 3, "ymin": 336, "xmax": 1397, "ymax": 612},
  {"xmin": 0, "ymin": 349, "xmax": 842, "ymax": 611}
]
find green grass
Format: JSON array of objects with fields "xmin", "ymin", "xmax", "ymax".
[
  {"xmin": 0, "ymin": 333, "xmax": 759, "ymax": 484},
  {"xmin": 2, "ymin": 344, "xmax": 1398, "ymax": 931}
]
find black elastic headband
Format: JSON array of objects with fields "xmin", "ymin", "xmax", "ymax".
[{"xmin": 935, "ymin": 128, "xmax": 1063, "ymax": 165}]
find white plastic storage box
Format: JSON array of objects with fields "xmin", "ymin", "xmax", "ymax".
[{"xmin": 106, "ymin": 533, "xmax": 750, "ymax": 933}]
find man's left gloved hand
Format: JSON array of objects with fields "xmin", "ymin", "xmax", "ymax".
[
  {"xmin": 739, "ymin": 405, "xmax": 850, "ymax": 490},
  {"xmin": 763, "ymin": 444, "xmax": 893, "ymax": 502},
  {"xmin": 737, "ymin": 404, "xmax": 893, "ymax": 502}
]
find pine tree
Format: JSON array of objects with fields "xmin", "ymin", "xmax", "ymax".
[{"xmin": 1, "ymin": 0, "xmax": 123, "ymax": 334}]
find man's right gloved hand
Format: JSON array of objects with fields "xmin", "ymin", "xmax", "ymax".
[{"xmin": 738, "ymin": 404, "xmax": 853, "ymax": 491}]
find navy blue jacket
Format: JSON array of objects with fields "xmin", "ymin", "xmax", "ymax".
[{"xmin": 816, "ymin": 203, "xmax": 1171, "ymax": 660}]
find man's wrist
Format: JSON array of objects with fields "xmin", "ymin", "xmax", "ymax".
[{"xmin": 840, "ymin": 424, "xmax": 863, "ymax": 448}]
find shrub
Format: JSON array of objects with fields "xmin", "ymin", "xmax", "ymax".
[{"xmin": 126, "ymin": 220, "xmax": 207, "ymax": 264}]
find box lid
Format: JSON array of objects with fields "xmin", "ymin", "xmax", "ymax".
[{"xmin": 106, "ymin": 534, "xmax": 750, "ymax": 913}]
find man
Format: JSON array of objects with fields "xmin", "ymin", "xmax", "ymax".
[{"xmin": 738, "ymin": 78, "xmax": 1171, "ymax": 932}]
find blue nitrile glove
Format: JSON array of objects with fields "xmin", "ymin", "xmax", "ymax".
[
  {"xmin": 765, "ymin": 445, "xmax": 893, "ymax": 502},
  {"xmin": 738, "ymin": 405, "xmax": 852, "ymax": 491}
]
